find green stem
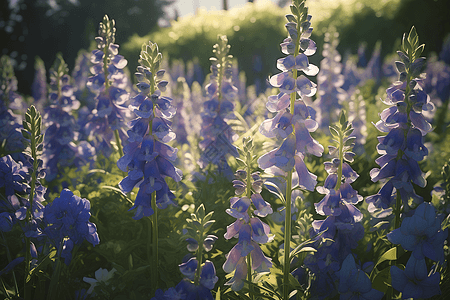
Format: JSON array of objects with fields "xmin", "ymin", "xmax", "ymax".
[
  {"xmin": 48, "ymin": 239, "xmax": 64, "ymax": 300},
  {"xmin": 246, "ymin": 158, "xmax": 254, "ymax": 299},
  {"xmin": 151, "ymin": 192, "xmax": 158, "ymax": 290},
  {"xmin": 24, "ymin": 122, "xmax": 39, "ymax": 300},
  {"xmin": 103, "ymin": 43, "xmax": 110, "ymax": 90},
  {"xmin": 114, "ymin": 129, "xmax": 124, "ymax": 158},
  {"xmin": 247, "ymin": 254, "xmax": 253, "ymax": 300},
  {"xmin": 335, "ymin": 132, "xmax": 344, "ymax": 191},
  {"xmin": 194, "ymin": 237, "xmax": 204, "ymax": 286},
  {"xmin": 283, "ymin": 170, "xmax": 293, "ymax": 300}
]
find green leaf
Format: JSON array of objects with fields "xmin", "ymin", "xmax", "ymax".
[
  {"xmin": 372, "ymin": 247, "xmax": 397, "ymax": 275},
  {"xmin": 264, "ymin": 181, "xmax": 286, "ymax": 204},
  {"xmin": 329, "ymin": 125, "xmax": 340, "ymax": 138},
  {"xmin": 21, "ymin": 129, "xmax": 31, "ymax": 140},
  {"xmin": 371, "ymin": 266, "xmax": 391, "ymax": 294}
]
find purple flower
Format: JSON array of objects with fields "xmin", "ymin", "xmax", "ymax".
[
  {"xmin": 338, "ymin": 254, "xmax": 383, "ymax": 300},
  {"xmin": 198, "ymin": 36, "xmax": 239, "ymax": 179},
  {"xmin": 387, "ymin": 202, "xmax": 448, "ymax": 262},
  {"xmin": 314, "ymin": 29, "xmax": 347, "ymax": 130},
  {"xmin": 367, "ymin": 31, "xmax": 433, "ymax": 215},
  {"xmin": 390, "ymin": 255, "xmax": 441, "ymax": 299},
  {"xmin": 223, "ymin": 167, "xmax": 274, "ymax": 291},
  {"xmin": 44, "ymin": 188, "xmax": 99, "ymax": 264},
  {"xmin": 118, "ymin": 41, "xmax": 182, "ymax": 220}
]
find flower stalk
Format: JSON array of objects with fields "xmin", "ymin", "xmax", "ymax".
[{"xmin": 21, "ymin": 105, "xmax": 44, "ymax": 300}]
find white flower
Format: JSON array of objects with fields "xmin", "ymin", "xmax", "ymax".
[{"xmin": 83, "ymin": 267, "xmax": 116, "ymax": 294}]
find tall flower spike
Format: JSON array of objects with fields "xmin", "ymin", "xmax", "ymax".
[
  {"xmin": 257, "ymin": 2, "xmax": 323, "ymax": 298},
  {"xmin": 366, "ymin": 27, "xmax": 433, "ymax": 227},
  {"xmin": 20, "ymin": 105, "xmax": 48, "ymax": 296},
  {"xmin": 85, "ymin": 15, "xmax": 129, "ymax": 157},
  {"xmin": 42, "ymin": 54, "xmax": 83, "ymax": 182},
  {"xmin": 0, "ymin": 55, "xmax": 25, "ymax": 157},
  {"xmin": 199, "ymin": 35, "xmax": 239, "ymax": 179},
  {"xmin": 314, "ymin": 28, "xmax": 347, "ymax": 131},
  {"xmin": 118, "ymin": 41, "xmax": 182, "ymax": 220},
  {"xmin": 223, "ymin": 137, "xmax": 273, "ymax": 293},
  {"xmin": 304, "ymin": 111, "xmax": 365, "ymax": 299},
  {"xmin": 258, "ymin": 2, "xmax": 323, "ymax": 186}
]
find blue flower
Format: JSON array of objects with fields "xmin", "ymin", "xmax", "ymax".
[
  {"xmin": 198, "ymin": 36, "xmax": 239, "ymax": 178},
  {"xmin": 367, "ymin": 30, "xmax": 434, "ymax": 216},
  {"xmin": 83, "ymin": 15, "xmax": 130, "ymax": 157},
  {"xmin": 387, "ymin": 202, "xmax": 448, "ymax": 262},
  {"xmin": 0, "ymin": 155, "xmax": 28, "ymax": 196},
  {"xmin": 338, "ymin": 254, "xmax": 384, "ymax": 300},
  {"xmin": 223, "ymin": 168, "xmax": 273, "ymax": 291},
  {"xmin": 314, "ymin": 28, "xmax": 347, "ymax": 130},
  {"xmin": 390, "ymin": 255, "xmax": 441, "ymax": 299},
  {"xmin": 44, "ymin": 188, "xmax": 99, "ymax": 264},
  {"xmin": 118, "ymin": 41, "xmax": 182, "ymax": 220}
]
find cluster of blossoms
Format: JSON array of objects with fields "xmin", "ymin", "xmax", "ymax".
[
  {"xmin": 314, "ymin": 28, "xmax": 346, "ymax": 130},
  {"xmin": 304, "ymin": 112, "xmax": 367, "ymax": 298},
  {"xmin": 43, "ymin": 189, "xmax": 100, "ymax": 265},
  {"xmin": 198, "ymin": 35, "xmax": 239, "ymax": 179},
  {"xmin": 423, "ymin": 39, "xmax": 450, "ymax": 131},
  {"xmin": 223, "ymin": 138, "xmax": 274, "ymax": 291},
  {"xmin": 364, "ymin": 28, "xmax": 448, "ymax": 299},
  {"xmin": 2, "ymin": 106, "xmax": 99, "ymax": 280},
  {"xmin": 85, "ymin": 15, "xmax": 130, "ymax": 157},
  {"xmin": 388, "ymin": 202, "xmax": 447, "ymax": 298},
  {"xmin": 366, "ymin": 27, "xmax": 434, "ymax": 220},
  {"xmin": 42, "ymin": 54, "xmax": 86, "ymax": 182},
  {"xmin": 338, "ymin": 253, "xmax": 383, "ymax": 300},
  {"xmin": 258, "ymin": 3, "xmax": 323, "ymax": 190},
  {"xmin": 0, "ymin": 155, "xmax": 34, "ymax": 232},
  {"xmin": 118, "ymin": 41, "xmax": 182, "ymax": 220},
  {"xmin": 0, "ymin": 55, "xmax": 26, "ymax": 157},
  {"xmin": 152, "ymin": 205, "xmax": 218, "ymax": 299}
]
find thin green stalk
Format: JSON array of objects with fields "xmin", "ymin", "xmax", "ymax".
[
  {"xmin": 24, "ymin": 121, "xmax": 39, "ymax": 300},
  {"xmin": 283, "ymin": 170, "xmax": 293, "ymax": 300},
  {"xmin": 151, "ymin": 192, "xmax": 158, "ymax": 289},
  {"xmin": 335, "ymin": 132, "xmax": 344, "ymax": 191},
  {"xmin": 247, "ymin": 254, "xmax": 253, "ymax": 299},
  {"xmin": 47, "ymin": 239, "xmax": 64, "ymax": 300},
  {"xmin": 0, "ymin": 277, "xmax": 11, "ymax": 299},
  {"xmin": 246, "ymin": 157, "xmax": 254, "ymax": 300},
  {"xmin": 114, "ymin": 129, "xmax": 124, "ymax": 158},
  {"xmin": 194, "ymin": 237, "xmax": 204, "ymax": 286},
  {"xmin": 283, "ymin": 11, "xmax": 302, "ymax": 298}
]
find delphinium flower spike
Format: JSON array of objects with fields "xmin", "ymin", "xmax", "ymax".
[
  {"xmin": 85, "ymin": 15, "xmax": 129, "ymax": 158},
  {"xmin": 303, "ymin": 111, "xmax": 368, "ymax": 299},
  {"xmin": 151, "ymin": 204, "xmax": 218, "ymax": 299},
  {"xmin": 364, "ymin": 27, "xmax": 447, "ymax": 299},
  {"xmin": 0, "ymin": 55, "xmax": 26, "ymax": 157},
  {"xmin": 198, "ymin": 35, "xmax": 239, "ymax": 179},
  {"xmin": 117, "ymin": 40, "xmax": 182, "ymax": 288},
  {"xmin": 20, "ymin": 105, "xmax": 46, "ymax": 299},
  {"xmin": 223, "ymin": 137, "xmax": 273, "ymax": 295},
  {"xmin": 257, "ymin": 1, "xmax": 323, "ymax": 298},
  {"xmin": 315, "ymin": 27, "xmax": 347, "ymax": 131},
  {"xmin": 42, "ymin": 54, "xmax": 82, "ymax": 182},
  {"xmin": 43, "ymin": 188, "xmax": 100, "ymax": 298},
  {"xmin": 366, "ymin": 27, "xmax": 434, "ymax": 228}
]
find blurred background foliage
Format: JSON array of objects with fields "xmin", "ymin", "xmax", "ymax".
[{"xmin": 1, "ymin": 0, "xmax": 450, "ymax": 95}]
